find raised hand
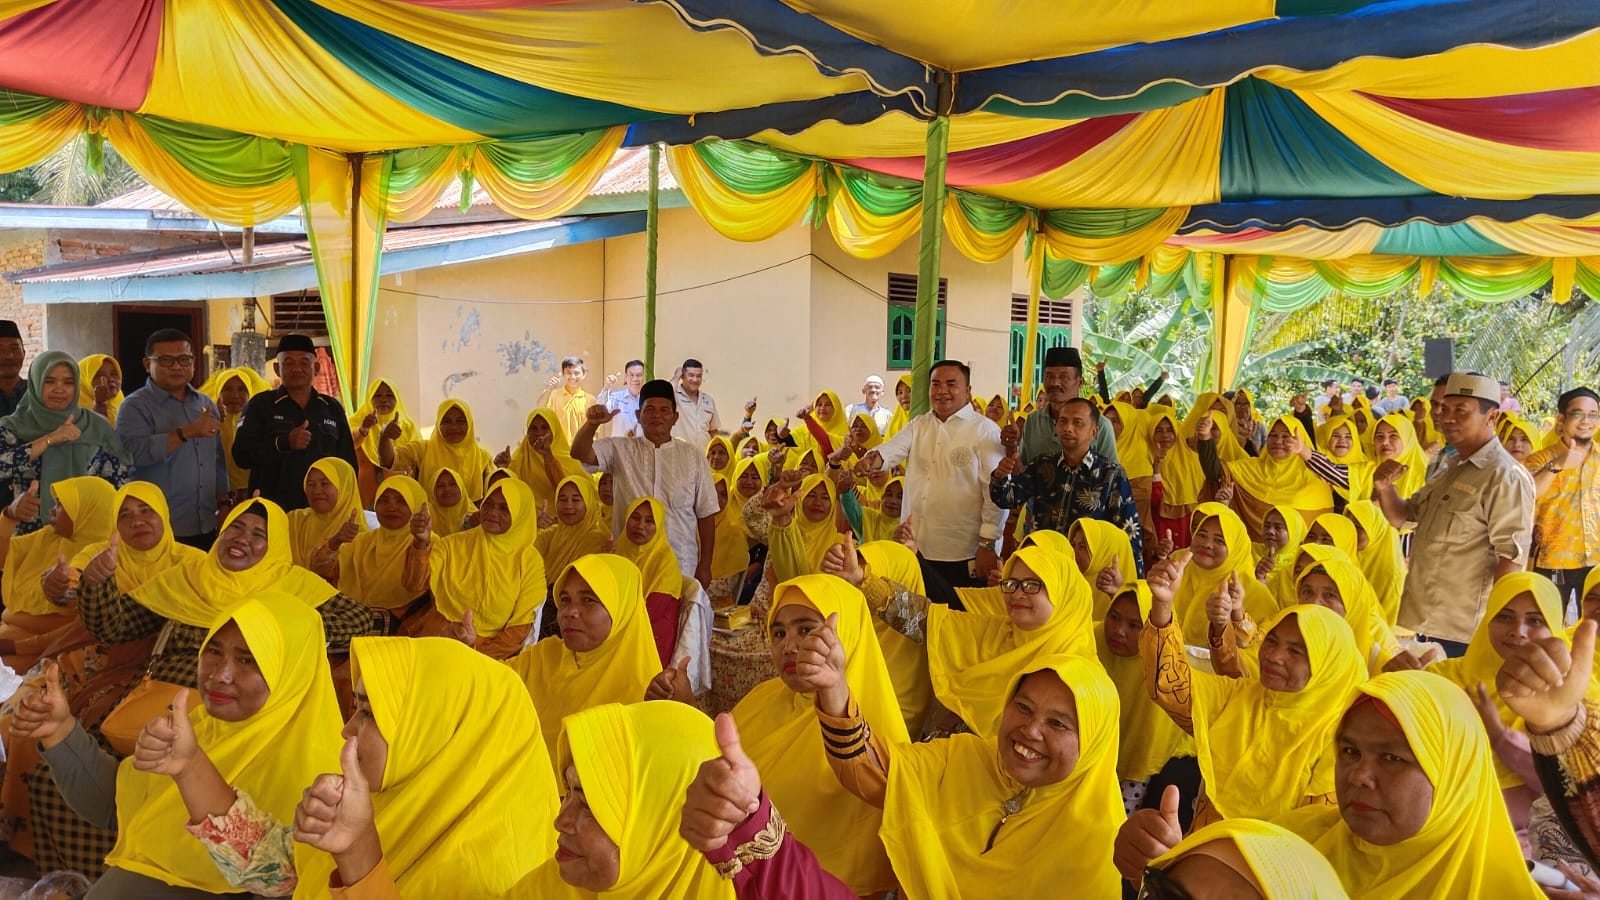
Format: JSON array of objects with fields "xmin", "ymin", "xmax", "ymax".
[
  {"xmin": 330, "ymin": 514, "xmax": 361, "ymax": 550},
  {"xmin": 1193, "ymin": 413, "xmax": 1215, "ymax": 442},
  {"xmin": 1213, "ymin": 472, "xmax": 1236, "ymax": 506},
  {"xmin": 1381, "ymin": 650, "xmax": 1425, "ymax": 672},
  {"xmin": 294, "ymin": 738, "xmax": 378, "ymax": 859},
  {"xmin": 604, "ymin": 372, "xmax": 620, "ymax": 389},
  {"xmin": 994, "ymin": 444, "xmax": 1022, "ymax": 479},
  {"xmin": 679, "ymin": 714, "xmax": 764, "ymax": 852},
  {"xmin": 361, "ymin": 412, "xmax": 379, "ymax": 433},
  {"xmin": 1224, "ymin": 572, "xmax": 1246, "ymax": 622},
  {"xmin": 1372, "ymin": 459, "xmax": 1407, "ymax": 489},
  {"xmin": 191, "ymin": 406, "xmax": 221, "ymax": 439},
  {"xmin": 41, "ymin": 554, "xmax": 74, "ymax": 602},
  {"xmin": 1254, "ymin": 549, "xmax": 1277, "ymax": 584},
  {"xmin": 9, "ymin": 480, "xmax": 39, "ymax": 522},
  {"xmin": 546, "ymin": 374, "xmax": 561, "ymax": 390},
  {"xmin": 645, "ymin": 656, "xmax": 695, "ymax": 704},
  {"xmin": 1145, "ymin": 558, "xmax": 1182, "ymax": 626},
  {"xmin": 1205, "ymin": 579, "xmax": 1233, "ymax": 628},
  {"xmin": 1498, "ymin": 618, "xmax": 1596, "ymax": 733},
  {"xmin": 1094, "ymin": 554, "xmax": 1124, "ymax": 598},
  {"xmin": 893, "ymin": 513, "xmax": 918, "ymax": 553},
  {"xmin": 791, "ymin": 613, "xmax": 846, "ymax": 696},
  {"xmin": 584, "ymin": 404, "xmax": 617, "ymax": 427},
  {"xmin": 1284, "ymin": 432, "xmax": 1309, "ymax": 460},
  {"xmin": 409, "ymin": 506, "xmax": 431, "ymax": 547},
  {"xmin": 12, "ymin": 660, "xmax": 73, "ymax": 750},
  {"xmin": 853, "ymin": 450, "xmax": 884, "ymax": 476},
  {"xmin": 493, "ymin": 445, "xmax": 512, "ymax": 468},
  {"xmin": 445, "ymin": 610, "xmax": 478, "ymax": 648},
  {"xmin": 287, "ymin": 420, "xmax": 312, "ymax": 451},
  {"xmin": 760, "ymin": 484, "xmax": 796, "ymax": 525},
  {"xmin": 999, "ymin": 422, "xmax": 1021, "ymax": 451},
  {"xmin": 132, "ymin": 689, "xmax": 198, "ymax": 777},
  {"xmin": 51, "ymin": 420, "xmax": 81, "ymax": 446},
  {"xmin": 82, "ymin": 534, "xmax": 121, "ymax": 587},
  {"xmin": 821, "ymin": 532, "xmax": 864, "ymax": 586},
  {"xmin": 744, "ymin": 397, "xmax": 758, "ymax": 416},
  {"xmin": 1154, "ymin": 529, "xmax": 1175, "ymax": 561},
  {"xmin": 381, "ymin": 419, "xmax": 403, "ymax": 442},
  {"xmin": 536, "ymin": 502, "xmax": 557, "ymax": 529},
  {"xmin": 1113, "ymin": 785, "xmax": 1184, "ymax": 886}
]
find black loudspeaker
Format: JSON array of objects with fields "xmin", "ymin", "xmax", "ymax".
[{"xmin": 1423, "ymin": 338, "xmax": 1455, "ymax": 379}]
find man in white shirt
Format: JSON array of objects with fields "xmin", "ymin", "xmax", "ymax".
[
  {"xmin": 572, "ymin": 378, "xmax": 720, "ymax": 587},
  {"xmin": 845, "ymin": 374, "xmax": 893, "ymax": 434},
  {"xmin": 598, "ymin": 359, "xmax": 645, "ymax": 437},
  {"xmin": 856, "ymin": 360, "xmax": 1007, "ymax": 587},
  {"xmin": 670, "ymin": 358, "xmax": 722, "ymax": 445}
]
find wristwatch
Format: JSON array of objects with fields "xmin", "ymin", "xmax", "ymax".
[{"xmin": 977, "ymin": 539, "xmax": 997, "ymax": 551}]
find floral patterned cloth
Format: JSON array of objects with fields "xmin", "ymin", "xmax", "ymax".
[{"xmin": 186, "ymin": 789, "xmax": 298, "ymax": 897}]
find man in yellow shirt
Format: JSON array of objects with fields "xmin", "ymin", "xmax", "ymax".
[{"xmin": 1525, "ymin": 386, "xmax": 1600, "ymax": 599}]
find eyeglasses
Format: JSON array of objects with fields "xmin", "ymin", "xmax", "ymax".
[
  {"xmin": 147, "ymin": 354, "xmax": 195, "ymax": 368},
  {"xmin": 1137, "ymin": 866, "xmax": 1192, "ymax": 900},
  {"xmin": 999, "ymin": 578, "xmax": 1046, "ymax": 595},
  {"xmin": 1567, "ymin": 412, "xmax": 1600, "ymax": 422}
]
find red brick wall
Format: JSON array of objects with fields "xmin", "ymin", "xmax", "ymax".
[{"xmin": 0, "ymin": 236, "xmax": 45, "ymax": 357}]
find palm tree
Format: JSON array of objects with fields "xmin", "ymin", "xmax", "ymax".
[{"xmin": 23, "ymin": 134, "xmax": 142, "ymax": 206}]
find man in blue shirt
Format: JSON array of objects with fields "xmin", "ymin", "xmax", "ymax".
[
  {"xmin": 599, "ymin": 359, "xmax": 645, "ymax": 437},
  {"xmin": 115, "ymin": 328, "xmax": 226, "ymax": 549}
]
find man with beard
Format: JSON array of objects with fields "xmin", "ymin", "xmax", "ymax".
[
  {"xmin": 1523, "ymin": 386, "xmax": 1600, "ymax": 598},
  {"xmin": 1007, "ymin": 346, "xmax": 1116, "ymax": 467}
]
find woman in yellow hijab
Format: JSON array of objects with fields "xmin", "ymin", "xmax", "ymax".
[
  {"xmin": 1141, "ymin": 818, "xmax": 1348, "ymax": 898},
  {"xmin": 797, "ymin": 390, "xmax": 848, "ymax": 457},
  {"xmin": 1315, "ymin": 414, "xmax": 1372, "ymax": 501},
  {"xmin": 348, "ymin": 378, "xmax": 419, "ymax": 508},
  {"xmin": 507, "ymin": 555, "xmax": 664, "ymax": 765},
  {"xmin": 1294, "ymin": 555, "xmax": 1401, "ymax": 674},
  {"xmin": 704, "ymin": 434, "xmax": 737, "ymax": 485},
  {"xmin": 1068, "ymin": 518, "xmax": 1138, "ymax": 620},
  {"xmin": 1170, "ymin": 503, "xmax": 1275, "ymax": 644},
  {"xmin": 1097, "ymin": 581, "xmax": 1195, "ymax": 809},
  {"xmin": 705, "ymin": 476, "xmax": 752, "ymax": 597},
  {"xmin": 1218, "ymin": 416, "xmax": 1335, "ymax": 540},
  {"xmin": 1277, "ymin": 670, "xmax": 1542, "ymax": 898},
  {"xmin": 296, "ymin": 636, "xmax": 558, "ymax": 898},
  {"xmin": 200, "ymin": 366, "xmax": 271, "ymax": 496},
  {"xmin": 1256, "ymin": 503, "xmax": 1310, "ymax": 606},
  {"xmin": 0, "ymin": 475, "xmax": 116, "ymax": 672},
  {"xmin": 1499, "ymin": 413, "xmax": 1542, "ymax": 463},
  {"xmin": 535, "ymin": 475, "xmax": 611, "ymax": 587},
  {"xmin": 287, "ymin": 457, "xmax": 367, "ymax": 580},
  {"xmin": 885, "ymin": 375, "xmax": 913, "ymax": 439},
  {"xmin": 337, "ymin": 475, "xmax": 431, "ymax": 620},
  {"xmin": 412, "ymin": 478, "xmax": 543, "ymax": 659},
  {"xmin": 1371, "ymin": 413, "xmax": 1429, "ymax": 499},
  {"xmin": 1108, "ymin": 399, "xmax": 1155, "ymax": 532},
  {"xmin": 616, "ymin": 497, "xmax": 683, "ymax": 667},
  {"xmin": 503, "ymin": 408, "xmax": 586, "ymax": 510},
  {"xmin": 856, "ymin": 540, "xmax": 934, "ymax": 738},
  {"xmin": 384, "ymin": 399, "xmax": 494, "ymax": 504},
  {"xmin": 1428, "ymin": 572, "xmax": 1563, "ymax": 842},
  {"xmin": 1343, "ymin": 499, "xmax": 1407, "ymax": 624},
  {"xmin": 422, "ymin": 466, "xmax": 476, "ymax": 537},
  {"xmin": 730, "ymin": 575, "xmax": 905, "ymax": 896},
  {"xmin": 77, "ymin": 353, "xmax": 122, "ymax": 425},
  {"xmin": 1409, "ymin": 396, "xmax": 1442, "ymax": 452},
  {"xmin": 1306, "ymin": 512, "xmax": 1360, "ymax": 561},
  {"xmin": 767, "ymin": 474, "xmax": 848, "ymax": 584},
  {"xmin": 858, "ymin": 475, "xmax": 903, "ymax": 545},
  {"xmin": 1148, "ymin": 406, "xmax": 1208, "ymax": 545},
  {"xmin": 1185, "ymin": 393, "xmax": 1249, "ymax": 462}
]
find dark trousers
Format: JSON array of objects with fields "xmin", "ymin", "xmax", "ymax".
[
  {"xmin": 1537, "ymin": 566, "xmax": 1595, "ymax": 609},
  {"xmin": 175, "ymin": 531, "xmax": 216, "ymax": 551},
  {"xmin": 1415, "ymin": 635, "xmax": 1470, "ymax": 659}
]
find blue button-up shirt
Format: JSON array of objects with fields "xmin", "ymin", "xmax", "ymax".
[{"xmin": 116, "ymin": 382, "xmax": 225, "ymax": 537}]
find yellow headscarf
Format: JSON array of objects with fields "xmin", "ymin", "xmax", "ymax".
[
  {"xmin": 533, "ymin": 474, "xmax": 610, "ymax": 584},
  {"xmin": 849, "ymin": 411, "xmax": 884, "ymax": 452},
  {"xmin": 1225, "ymin": 416, "xmax": 1334, "ymax": 537},
  {"xmin": 703, "ymin": 434, "xmax": 737, "ymax": 484},
  {"xmin": 106, "ymin": 593, "xmax": 343, "ymax": 893},
  {"xmin": 509, "ymin": 408, "xmax": 586, "ymax": 509},
  {"xmin": 1175, "ymin": 503, "xmax": 1274, "ymax": 643},
  {"xmin": 1150, "ymin": 818, "xmax": 1349, "ymax": 899},
  {"xmin": 69, "ymin": 482, "xmax": 206, "ymax": 595},
  {"xmin": 1309, "ymin": 512, "xmax": 1360, "ymax": 562},
  {"xmin": 1429, "ymin": 572, "xmax": 1566, "ymax": 789},
  {"xmin": 428, "ymin": 479, "xmax": 544, "ymax": 637},
  {"xmin": 769, "ymin": 474, "xmax": 846, "ymax": 582},
  {"xmin": 1069, "ymin": 518, "xmax": 1138, "ymax": 620},
  {"xmin": 1110, "ymin": 400, "xmax": 1153, "ymax": 479},
  {"xmin": 2, "ymin": 475, "xmax": 116, "ymax": 616},
  {"xmin": 1259, "ymin": 502, "xmax": 1312, "ymax": 607},
  {"xmin": 507, "ymin": 555, "xmax": 662, "ymax": 764},
  {"xmin": 808, "ymin": 389, "xmax": 848, "ymax": 450},
  {"xmin": 881, "ymin": 654, "xmax": 1123, "ymax": 899},
  {"xmin": 286, "ymin": 457, "xmax": 367, "ymax": 568},
  {"xmin": 706, "ymin": 475, "xmax": 750, "ymax": 581},
  {"xmin": 954, "ymin": 529, "xmax": 1071, "ymax": 620},
  {"xmin": 927, "ymin": 545, "xmax": 1096, "ymax": 738},
  {"xmin": 1409, "ymin": 397, "xmax": 1442, "ymax": 449},
  {"xmin": 1295, "ymin": 555, "xmax": 1397, "ymax": 674},
  {"xmin": 1373, "ymin": 413, "xmax": 1429, "ymax": 498},
  {"xmin": 1191, "ymin": 604, "xmax": 1366, "ymax": 820},
  {"xmin": 1185, "ymin": 393, "xmax": 1249, "ymax": 462},
  {"xmin": 552, "ymin": 702, "xmax": 734, "ymax": 900},
  {"xmin": 782, "ymin": 445, "xmax": 825, "ymax": 475},
  {"xmin": 415, "ymin": 399, "xmax": 494, "ymax": 503},
  {"xmin": 1318, "ymin": 415, "xmax": 1374, "ymax": 502},
  {"xmin": 300, "ymin": 636, "xmax": 557, "ymax": 898},
  {"xmin": 424, "ymin": 465, "xmax": 477, "ymax": 537},
  {"xmin": 1344, "ymin": 500, "xmax": 1407, "ymax": 624},
  {"xmin": 201, "ymin": 366, "xmax": 271, "ymax": 492},
  {"xmin": 615, "ymin": 496, "xmax": 682, "ymax": 600},
  {"xmin": 731, "ymin": 576, "xmax": 906, "ymax": 895},
  {"xmin": 1096, "ymin": 582, "xmax": 1194, "ymax": 782},
  {"xmin": 730, "ymin": 455, "xmax": 766, "ymax": 506},
  {"xmin": 886, "ymin": 375, "xmax": 912, "ymax": 438},
  {"xmin": 860, "ymin": 475, "xmax": 903, "ymax": 544},
  {"xmin": 1500, "ymin": 412, "xmax": 1542, "ymax": 450},
  {"xmin": 76, "ymin": 353, "xmax": 122, "ymax": 424},
  {"xmin": 337, "ymin": 475, "xmax": 427, "ymax": 611},
  {"xmin": 1151, "ymin": 406, "xmax": 1208, "ymax": 514},
  {"xmin": 858, "ymin": 540, "xmax": 934, "ymax": 737},
  {"xmin": 1277, "ymin": 670, "xmax": 1541, "ymax": 899},
  {"xmin": 348, "ymin": 378, "xmax": 419, "ymax": 468},
  {"xmin": 132, "ymin": 499, "xmax": 337, "ymax": 627}
]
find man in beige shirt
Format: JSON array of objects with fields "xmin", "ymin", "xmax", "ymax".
[{"xmin": 1374, "ymin": 371, "xmax": 1534, "ymax": 655}]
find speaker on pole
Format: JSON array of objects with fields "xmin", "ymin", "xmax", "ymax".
[{"xmin": 1423, "ymin": 338, "xmax": 1455, "ymax": 379}]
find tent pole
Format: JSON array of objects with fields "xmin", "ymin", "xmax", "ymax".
[
  {"xmin": 911, "ymin": 76, "xmax": 952, "ymax": 418},
  {"xmin": 347, "ymin": 152, "xmax": 363, "ymax": 403},
  {"xmin": 1018, "ymin": 230, "xmax": 1044, "ymax": 407},
  {"xmin": 644, "ymin": 142, "xmax": 661, "ymax": 380}
]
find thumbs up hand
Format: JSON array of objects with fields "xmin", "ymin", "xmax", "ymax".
[
  {"xmin": 287, "ymin": 419, "xmax": 312, "ymax": 451},
  {"xmin": 132, "ymin": 689, "xmax": 198, "ymax": 777},
  {"xmin": 409, "ymin": 506, "xmax": 432, "ymax": 548},
  {"xmin": 9, "ymin": 480, "xmax": 40, "ymax": 523},
  {"xmin": 994, "ymin": 443, "xmax": 1022, "ymax": 479},
  {"xmin": 493, "ymin": 445, "xmax": 512, "ymax": 468},
  {"xmin": 679, "ymin": 713, "xmax": 765, "ymax": 852},
  {"xmin": 820, "ymin": 531, "xmax": 864, "ymax": 587},
  {"xmin": 12, "ymin": 660, "xmax": 74, "ymax": 750},
  {"xmin": 536, "ymin": 501, "xmax": 557, "ymax": 529},
  {"xmin": 645, "ymin": 655, "xmax": 695, "ymax": 704},
  {"xmin": 42, "ymin": 554, "xmax": 76, "ymax": 603},
  {"xmin": 330, "ymin": 514, "xmax": 361, "ymax": 550},
  {"xmin": 1094, "ymin": 554, "xmax": 1124, "ymax": 598},
  {"xmin": 893, "ymin": 513, "xmax": 918, "ymax": 553},
  {"xmin": 294, "ymin": 737, "xmax": 380, "ymax": 868},
  {"xmin": 1114, "ymin": 784, "xmax": 1185, "ymax": 886},
  {"xmin": 82, "ymin": 534, "xmax": 121, "ymax": 587},
  {"xmin": 1499, "ymin": 617, "xmax": 1597, "ymax": 734},
  {"xmin": 445, "ymin": 610, "xmax": 478, "ymax": 648}
]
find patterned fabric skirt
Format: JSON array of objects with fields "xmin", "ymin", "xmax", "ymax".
[{"xmin": 705, "ymin": 570, "xmax": 777, "ymax": 715}]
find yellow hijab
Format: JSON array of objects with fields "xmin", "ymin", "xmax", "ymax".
[
  {"xmin": 507, "ymin": 555, "xmax": 662, "ymax": 764},
  {"xmin": 706, "ymin": 475, "xmax": 750, "ymax": 581},
  {"xmin": 1296, "ymin": 555, "xmax": 1395, "ymax": 674},
  {"xmin": 416, "ymin": 399, "xmax": 494, "ymax": 503},
  {"xmin": 809, "ymin": 389, "xmax": 848, "ymax": 449},
  {"xmin": 1278, "ymin": 671, "xmax": 1541, "ymax": 899},
  {"xmin": 509, "ymin": 408, "xmax": 586, "ymax": 508},
  {"xmin": 1318, "ymin": 415, "xmax": 1373, "ymax": 502},
  {"xmin": 1374, "ymin": 413, "xmax": 1429, "ymax": 498},
  {"xmin": 201, "ymin": 366, "xmax": 271, "ymax": 492},
  {"xmin": 927, "ymin": 545, "xmax": 1096, "ymax": 738},
  {"xmin": 69, "ymin": 481, "xmax": 206, "ymax": 595},
  {"xmin": 1191, "ymin": 604, "xmax": 1366, "ymax": 820},
  {"xmin": 76, "ymin": 353, "xmax": 122, "ymax": 424},
  {"xmin": 550, "ymin": 702, "xmax": 734, "ymax": 900},
  {"xmin": 858, "ymin": 540, "xmax": 934, "ymax": 737},
  {"xmin": 286, "ymin": 457, "xmax": 367, "ymax": 568},
  {"xmin": 1429, "ymin": 572, "xmax": 1565, "ymax": 789},
  {"xmin": 1186, "ymin": 393, "xmax": 1249, "ymax": 462},
  {"xmin": 424, "ymin": 466, "xmax": 476, "ymax": 537},
  {"xmin": 1151, "ymin": 407, "xmax": 1208, "ymax": 514},
  {"xmin": 1175, "ymin": 503, "xmax": 1274, "ymax": 643},
  {"xmin": 1259, "ymin": 502, "xmax": 1312, "ymax": 607},
  {"xmin": 2, "ymin": 475, "xmax": 116, "ymax": 616},
  {"xmin": 886, "ymin": 375, "xmax": 912, "ymax": 438},
  {"xmin": 703, "ymin": 434, "xmax": 737, "ymax": 483},
  {"xmin": 1310, "ymin": 512, "xmax": 1360, "ymax": 562},
  {"xmin": 881, "ymin": 654, "xmax": 1123, "ymax": 899},
  {"xmin": 534, "ymin": 474, "xmax": 610, "ymax": 584},
  {"xmin": 731, "ymin": 576, "xmax": 906, "ymax": 895},
  {"xmin": 769, "ymin": 473, "xmax": 846, "ymax": 582},
  {"xmin": 300, "ymin": 636, "xmax": 557, "ymax": 898},
  {"xmin": 1409, "ymin": 397, "xmax": 1441, "ymax": 449},
  {"xmin": 349, "ymin": 378, "xmax": 419, "ymax": 467},
  {"xmin": 1344, "ymin": 500, "xmax": 1407, "ymax": 624},
  {"xmin": 1096, "ymin": 582, "xmax": 1194, "ymax": 782},
  {"xmin": 1225, "ymin": 416, "xmax": 1334, "ymax": 537},
  {"xmin": 1110, "ymin": 400, "xmax": 1153, "ymax": 479},
  {"xmin": 428, "ymin": 479, "xmax": 544, "ymax": 637},
  {"xmin": 860, "ymin": 475, "xmax": 903, "ymax": 545},
  {"xmin": 133, "ymin": 500, "xmax": 338, "ymax": 627},
  {"xmin": 1150, "ymin": 818, "xmax": 1349, "ymax": 899},
  {"xmin": 616, "ymin": 496, "xmax": 682, "ymax": 600},
  {"xmin": 1070, "ymin": 518, "xmax": 1138, "ymax": 620},
  {"xmin": 107, "ymin": 593, "xmax": 343, "ymax": 893},
  {"xmin": 850, "ymin": 411, "xmax": 885, "ymax": 452},
  {"xmin": 337, "ymin": 475, "xmax": 427, "ymax": 611}
]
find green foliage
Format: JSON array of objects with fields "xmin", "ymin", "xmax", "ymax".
[
  {"xmin": 19, "ymin": 136, "xmax": 143, "ymax": 206},
  {"xmin": 0, "ymin": 169, "xmax": 41, "ymax": 202}
]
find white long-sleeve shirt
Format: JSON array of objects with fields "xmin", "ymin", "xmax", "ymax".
[{"xmin": 873, "ymin": 404, "xmax": 1007, "ymax": 562}]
